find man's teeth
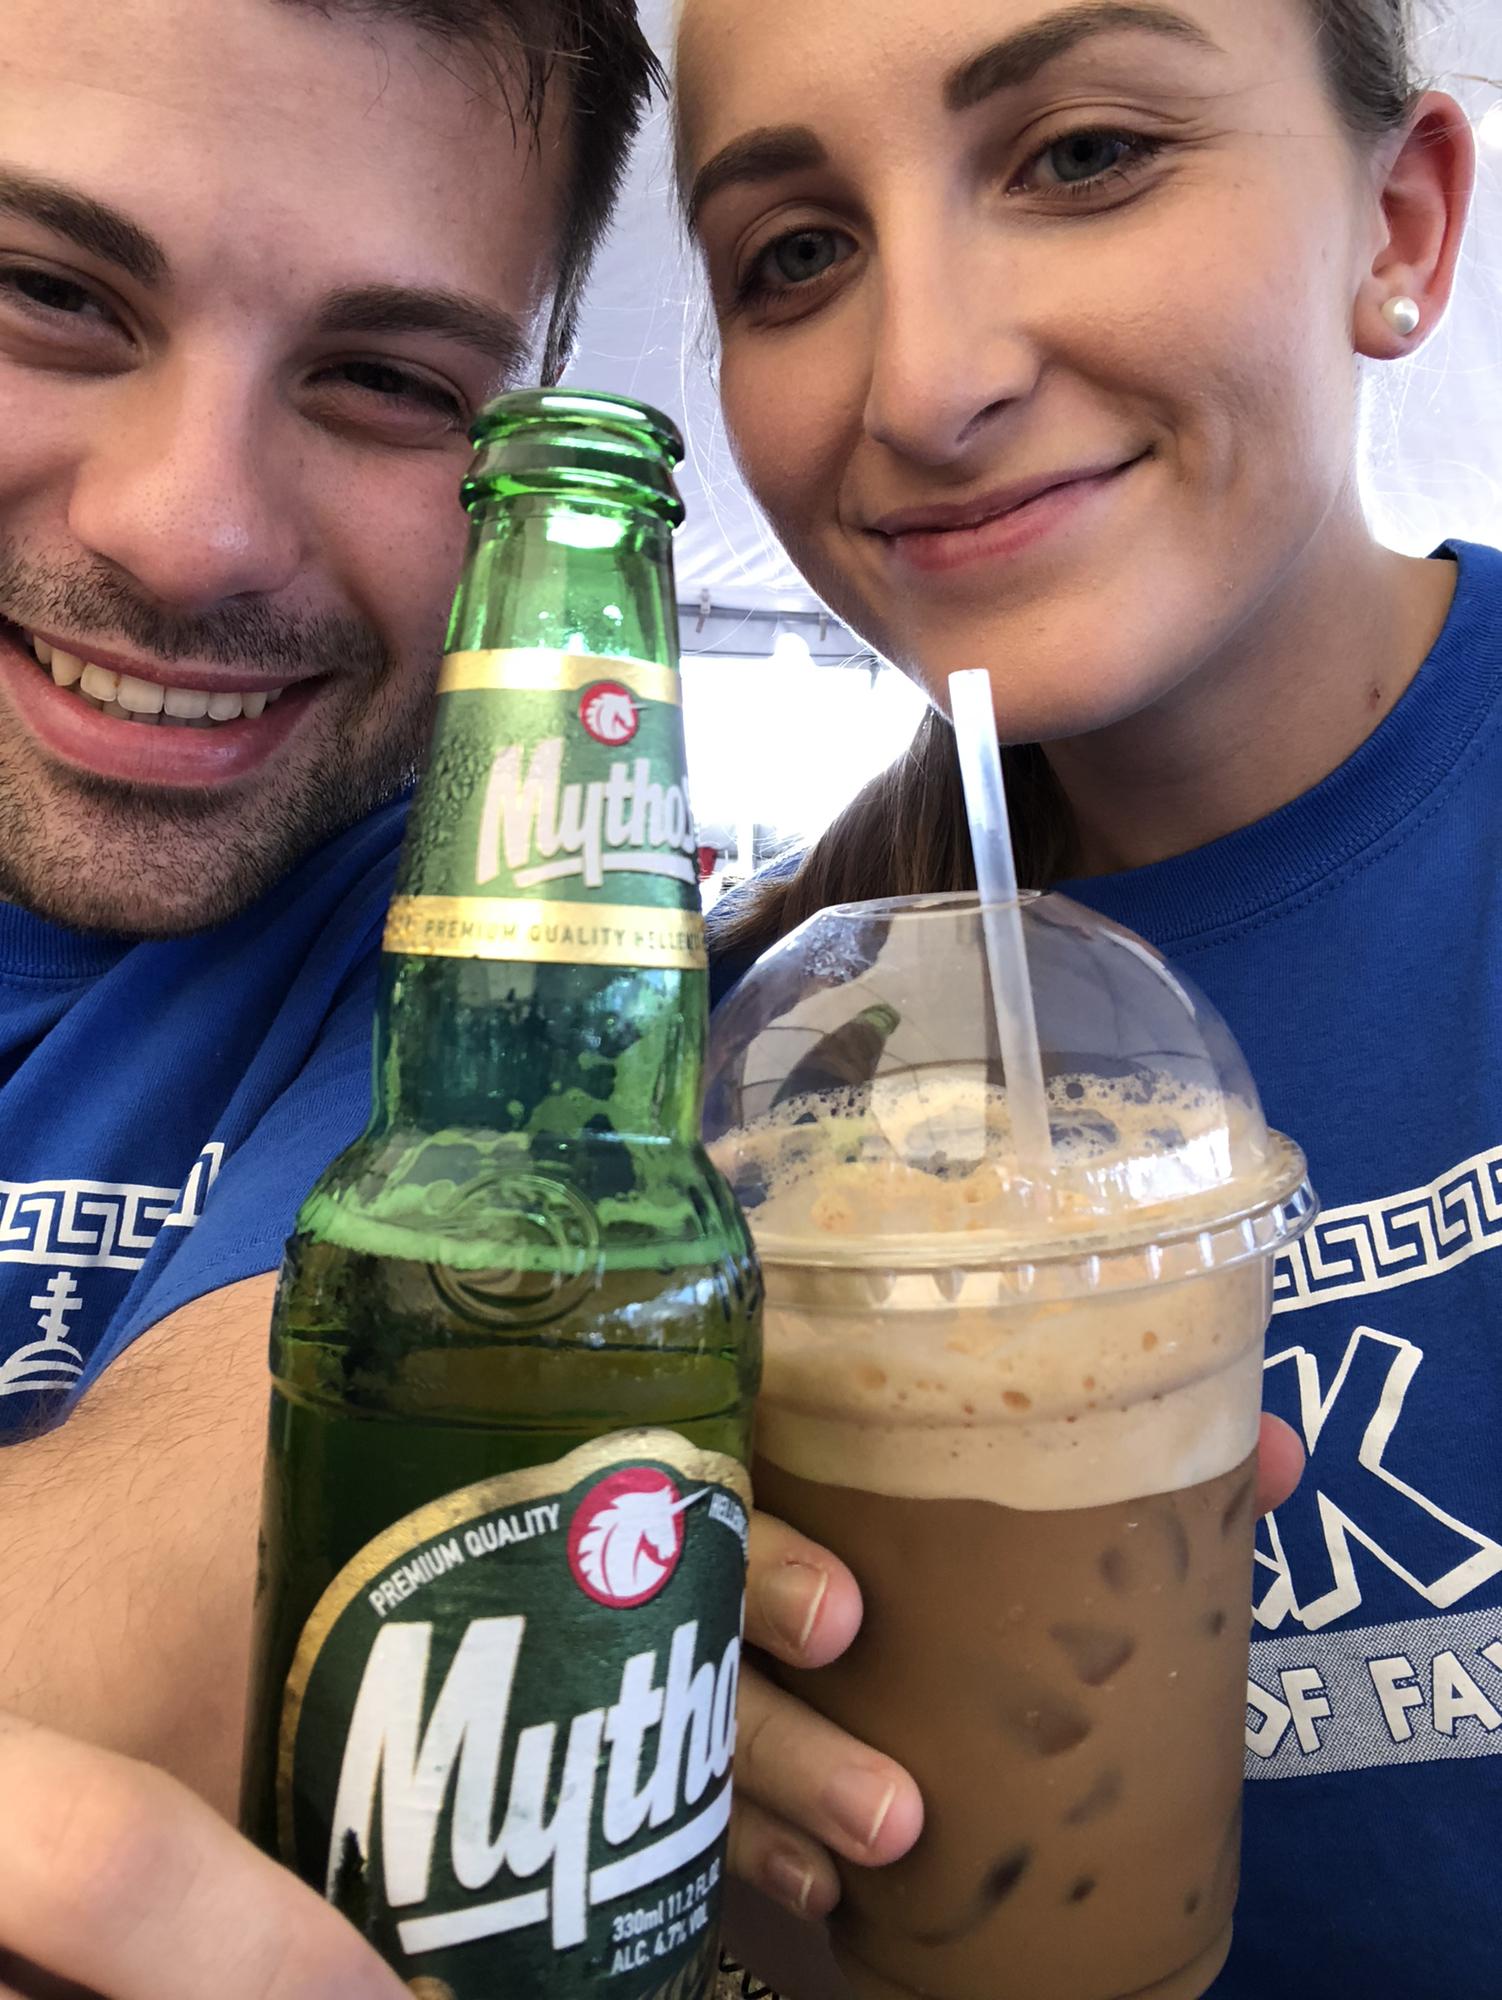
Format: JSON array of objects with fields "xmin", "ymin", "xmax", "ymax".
[{"xmin": 30, "ymin": 638, "xmax": 283, "ymax": 724}]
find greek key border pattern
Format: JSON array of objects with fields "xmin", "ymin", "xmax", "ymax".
[
  {"xmin": 1274, "ymin": 1142, "xmax": 1502, "ymax": 1314},
  {"xmin": 0, "ymin": 1144, "xmax": 225, "ymax": 1273}
]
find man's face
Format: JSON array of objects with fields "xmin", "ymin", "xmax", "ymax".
[{"xmin": 0, "ymin": 0, "xmax": 567, "ymax": 935}]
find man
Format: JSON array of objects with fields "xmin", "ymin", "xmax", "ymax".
[
  {"xmin": 0, "ymin": 0, "xmax": 632, "ymax": 1442},
  {"xmin": 0, "ymin": 3, "xmax": 920, "ymax": 1988},
  {"xmin": 0, "ymin": 0, "xmax": 630, "ymax": 1768}
]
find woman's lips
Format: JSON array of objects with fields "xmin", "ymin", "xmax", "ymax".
[{"xmin": 870, "ymin": 458, "xmax": 1146, "ymax": 576}]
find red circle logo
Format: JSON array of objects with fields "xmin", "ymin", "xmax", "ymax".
[
  {"xmin": 568, "ymin": 1467, "xmax": 693, "ymax": 1609},
  {"xmin": 580, "ymin": 682, "xmax": 639, "ymax": 746}
]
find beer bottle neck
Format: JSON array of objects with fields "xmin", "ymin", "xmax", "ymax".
[
  {"xmin": 372, "ymin": 497, "xmax": 707, "ymax": 1151},
  {"xmin": 446, "ymin": 496, "xmax": 680, "ymax": 664}
]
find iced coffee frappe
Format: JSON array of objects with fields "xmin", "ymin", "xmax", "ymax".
[
  {"xmin": 706, "ymin": 894, "xmax": 1314, "ymax": 2000},
  {"xmin": 730, "ymin": 1080, "xmax": 1307, "ymax": 2000}
]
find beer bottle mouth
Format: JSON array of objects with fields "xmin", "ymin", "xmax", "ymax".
[{"xmin": 464, "ymin": 388, "xmax": 686, "ymax": 526}]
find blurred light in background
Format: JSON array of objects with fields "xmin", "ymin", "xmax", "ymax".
[
  {"xmin": 771, "ymin": 629, "xmax": 814, "ymax": 668},
  {"xmin": 682, "ymin": 656, "xmax": 929, "ymax": 906}
]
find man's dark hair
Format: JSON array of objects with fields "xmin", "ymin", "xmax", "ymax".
[{"xmin": 287, "ymin": 1, "xmax": 662, "ymax": 381}]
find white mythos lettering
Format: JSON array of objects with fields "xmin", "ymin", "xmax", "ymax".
[
  {"xmin": 489, "ymin": 1712, "xmax": 606, "ymax": 1947},
  {"xmin": 644, "ymin": 777, "xmax": 667, "ymax": 848},
  {"xmin": 664, "ymin": 786, "xmax": 689, "ymax": 850},
  {"xmin": 477, "ymin": 742, "xmax": 697, "ymax": 892},
  {"xmin": 338, "ymin": 1612, "xmax": 739, "ymax": 1955},
  {"xmin": 602, "ymin": 1651, "xmax": 668, "ymax": 1847},
  {"xmin": 626, "ymin": 759, "xmax": 652, "ymax": 849},
  {"xmin": 477, "ymin": 740, "xmax": 565, "ymax": 886},
  {"xmin": 604, "ymin": 762, "xmax": 635, "ymax": 846},
  {"xmin": 643, "ymin": 1623, "xmax": 740, "ymax": 1826},
  {"xmin": 710, "ymin": 1632, "xmax": 739, "ymax": 1782},
  {"xmin": 327, "ymin": 1617, "xmax": 524, "ymax": 1905},
  {"xmin": 553, "ymin": 778, "xmax": 608, "ymax": 891}
]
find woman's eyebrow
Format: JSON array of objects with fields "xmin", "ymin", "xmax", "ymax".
[
  {"xmin": 684, "ymin": 4, "xmax": 1222, "ymax": 227},
  {"xmin": 944, "ymin": 2, "xmax": 1222, "ymax": 113},
  {"xmin": 686, "ymin": 127, "xmax": 827, "ymax": 229}
]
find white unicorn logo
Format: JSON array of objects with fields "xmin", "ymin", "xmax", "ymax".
[
  {"xmin": 575, "ymin": 1481, "xmax": 706, "ymax": 1604},
  {"xmin": 581, "ymin": 685, "xmax": 637, "ymax": 746}
]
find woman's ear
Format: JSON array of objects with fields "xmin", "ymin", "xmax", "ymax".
[{"xmin": 1354, "ymin": 90, "xmax": 1476, "ymax": 358}]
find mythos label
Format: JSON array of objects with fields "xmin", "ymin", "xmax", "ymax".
[
  {"xmin": 278, "ymin": 1430, "xmax": 750, "ymax": 1999},
  {"xmin": 384, "ymin": 650, "xmax": 706, "ymax": 972}
]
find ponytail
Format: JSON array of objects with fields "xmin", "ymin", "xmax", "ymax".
[{"xmin": 710, "ymin": 708, "xmax": 1074, "ymax": 963}]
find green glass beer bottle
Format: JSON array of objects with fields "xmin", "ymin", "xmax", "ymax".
[{"xmin": 240, "ymin": 390, "xmax": 761, "ymax": 2000}]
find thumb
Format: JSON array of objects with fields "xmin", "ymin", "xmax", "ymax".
[{"xmin": 0, "ymin": 1715, "xmax": 405, "ymax": 2000}]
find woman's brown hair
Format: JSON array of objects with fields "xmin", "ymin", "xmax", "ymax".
[{"xmin": 711, "ymin": 0, "xmax": 1420, "ymax": 962}]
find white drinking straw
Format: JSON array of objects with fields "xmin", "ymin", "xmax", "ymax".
[{"xmin": 948, "ymin": 670, "xmax": 1056, "ymax": 1182}]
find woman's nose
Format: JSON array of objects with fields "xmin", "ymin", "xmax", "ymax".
[{"xmin": 862, "ymin": 244, "xmax": 1042, "ymax": 467}]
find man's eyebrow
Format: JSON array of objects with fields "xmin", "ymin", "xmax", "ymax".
[
  {"xmin": 0, "ymin": 167, "xmax": 169, "ymax": 287},
  {"xmin": 945, "ymin": 3, "xmax": 1221, "ymax": 112},
  {"xmin": 315, "ymin": 285, "xmax": 535, "ymax": 379},
  {"xmin": 686, "ymin": 128, "xmax": 829, "ymax": 228}
]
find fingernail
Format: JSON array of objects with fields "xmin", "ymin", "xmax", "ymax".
[
  {"xmin": 824, "ymin": 1771, "xmax": 897, "ymax": 1853},
  {"xmin": 764, "ymin": 1849, "xmax": 817, "ymax": 1917},
  {"xmin": 762, "ymin": 1560, "xmax": 829, "ymax": 1655}
]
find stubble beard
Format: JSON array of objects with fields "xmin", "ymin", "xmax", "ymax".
[{"xmin": 0, "ymin": 545, "xmax": 437, "ymax": 938}]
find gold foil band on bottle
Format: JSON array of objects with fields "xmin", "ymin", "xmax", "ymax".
[
  {"xmin": 385, "ymin": 895, "xmax": 707, "ymax": 971},
  {"xmin": 439, "ymin": 649, "xmax": 683, "ymax": 708}
]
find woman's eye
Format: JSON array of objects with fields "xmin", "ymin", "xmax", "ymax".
[
  {"xmin": 770, "ymin": 231, "xmax": 842, "ymax": 285},
  {"xmin": 1021, "ymin": 129, "xmax": 1163, "ymax": 195},
  {"xmin": 739, "ymin": 227, "xmax": 854, "ymax": 305}
]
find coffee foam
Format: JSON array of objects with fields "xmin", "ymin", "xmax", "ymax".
[
  {"xmin": 756, "ymin": 1263, "xmax": 1267, "ymax": 1512},
  {"xmin": 737, "ymin": 1078, "xmax": 1275, "ymax": 1512},
  {"xmin": 732, "ymin": 1072, "xmax": 1268, "ymax": 1261}
]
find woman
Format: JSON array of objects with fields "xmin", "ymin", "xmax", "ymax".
[{"xmin": 678, "ymin": 0, "xmax": 1499, "ymax": 1993}]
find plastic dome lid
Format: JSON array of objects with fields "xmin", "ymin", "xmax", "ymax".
[{"xmin": 705, "ymin": 892, "xmax": 1315, "ymax": 1284}]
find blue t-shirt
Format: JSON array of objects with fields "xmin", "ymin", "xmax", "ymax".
[
  {"xmin": 0, "ymin": 801, "xmax": 404, "ymax": 1443},
  {"xmin": 711, "ymin": 541, "xmax": 1502, "ymax": 1998}
]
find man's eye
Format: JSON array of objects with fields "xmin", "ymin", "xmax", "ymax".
[
  {"xmin": 309, "ymin": 359, "xmax": 471, "ymax": 444},
  {"xmin": 0, "ymin": 265, "xmax": 115, "ymax": 323},
  {"xmin": 330, "ymin": 360, "xmax": 465, "ymax": 418}
]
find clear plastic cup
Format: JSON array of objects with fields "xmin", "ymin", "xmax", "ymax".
[{"xmin": 706, "ymin": 893, "xmax": 1315, "ymax": 2000}]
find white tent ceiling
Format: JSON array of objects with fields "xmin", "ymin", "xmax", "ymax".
[{"xmin": 568, "ymin": 0, "xmax": 1502, "ymax": 651}]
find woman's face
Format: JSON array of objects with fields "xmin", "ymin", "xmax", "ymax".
[{"xmin": 679, "ymin": 0, "xmax": 1390, "ymax": 739}]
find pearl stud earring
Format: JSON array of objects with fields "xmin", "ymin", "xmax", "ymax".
[{"xmin": 1381, "ymin": 296, "xmax": 1422, "ymax": 338}]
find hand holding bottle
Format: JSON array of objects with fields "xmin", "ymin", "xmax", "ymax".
[{"xmin": 0, "ymin": 1714, "xmax": 404, "ymax": 2000}]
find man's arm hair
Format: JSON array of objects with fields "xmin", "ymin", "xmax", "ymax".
[{"xmin": 0, "ymin": 1274, "xmax": 278, "ymax": 1814}]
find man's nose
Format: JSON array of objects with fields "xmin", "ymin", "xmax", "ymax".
[
  {"xmin": 66, "ymin": 352, "xmax": 304, "ymax": 616},
  {"xmin": 862, "ymin": 232, "xmax": 1042, "ymax": 467}
]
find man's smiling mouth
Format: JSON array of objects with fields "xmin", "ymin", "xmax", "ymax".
[{"xmin": 0, "ymin": 616, "xmax": 290, "ymax": 727}]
